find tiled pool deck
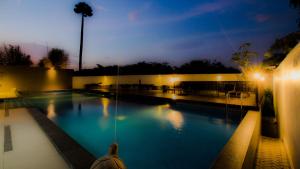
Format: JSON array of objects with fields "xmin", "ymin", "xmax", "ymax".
[
  {"xmin": 0, "ymin": 108, "xmax": 69, "ymax": 169},
  {"xmin": 255, "ymin": 137, "xmax": 291, "ymax": 169}
]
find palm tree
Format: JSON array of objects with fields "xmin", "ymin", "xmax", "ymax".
[{"xmin": 74, "ymin": 2, "xmax": 93, "ymax": 71}]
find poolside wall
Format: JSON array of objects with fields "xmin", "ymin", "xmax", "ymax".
[
  {"xmin": 72, "ymin": 74, "xmax": 244, "ymax": 89},
  {"xmin": 273, "ymin": 44, "xmax": 300, "ymax": 169},
  {"xmin": 211, "ymin": 111, "xmax": 261, "ymax": 169},
  {"xmin": 0, "ymin": 66, "xmax": 73, "ymax": 92}
]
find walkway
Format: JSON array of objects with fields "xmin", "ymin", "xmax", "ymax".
[
  {"xmin": 0, "ymin": 108, "xmax": 69, "ymax": 169},
  {"xmin": 256, "ymin": 137, "xmax": 291, "ymax": 169}
]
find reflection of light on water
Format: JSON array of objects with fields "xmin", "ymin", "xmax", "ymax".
[
  {"xmin": 155, "ymin": 104, "xmax": 184, "ymax": 130},
  {"xmin": 116, "ymin": 115, "xmax": 126, "ymax": 121},
  {"xmin": 171, "ymin": 94, "xmax": 177, "ymax": 100},
  {"xmin": 101, "ymin": 98, "xmax": 110, "ymax": 118},
  {"xmin": 166, "ymin": 110, "xmax": 184, "ymax": 130},
  {"xmin": 47, "ymin": 99, "xmax": 56, "ymax": 119},
  {"xmin": 98, "ymin": 98, "xmax": 111, "ymax": 129},
  {"xmin": 157, "ymin": 104, "xmax": 170, "ymax": 114},
  {"xmin": 211, "ymin": 118, "xmax": 224, "ymax": 125}
]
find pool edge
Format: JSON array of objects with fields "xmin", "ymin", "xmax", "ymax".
[
  {"xmin": 211, "ymin": 110, "xmax": 261, "ymax": 169},
  {"xmin": 27, "ymin": 108, "xmax": 97, "ymax": 169}
]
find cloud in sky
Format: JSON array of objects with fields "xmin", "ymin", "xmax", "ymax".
[
  {"xmin": 130, "ymin": 0, "xmax": 236, "ymax": 25},
  {"xmin": 128, "ymin": 2, "xmax": 152, "ymax": 22},
  {"xmin": 91, "ymin": 0, "xmax": 106, "ymax": 12},
  {"xmin": 128, "ymin": 11, "xmax": 139, "ymax": 22},
  {"xmin": 255, "ymin": 14, "xmax": 271, "ymax": 23}
]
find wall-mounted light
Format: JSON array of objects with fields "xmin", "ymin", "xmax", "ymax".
[
  {"xmin": 253, "ymin": 72, "xmax": 265, "ymax": 82},
  {"xmin": 47, "ymin": 67, "xmax": 57, "ymax": 80},
  {"xmin": 290, "ymin": 71, "xmax": 300, "ymax": 81}
]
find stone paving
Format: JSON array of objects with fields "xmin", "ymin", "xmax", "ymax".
[
  {"xmin": 256, "ymin": 137, "xmax": 291, "ymax": 169},
  {"xmin": 0, "ymin": 108, "xmax": 69, "ymax": 169}
]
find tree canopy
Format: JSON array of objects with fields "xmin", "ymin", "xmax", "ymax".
[
  {"xmin": 175, "ymin": 60, "xmax": 239, "ymax": 74},
  {"xmin": 0, "ymin": 44, "xmax": 33, "ymax": 66},
  {"xmin": 74, "ymin": 2, "xmax": 93, "ymax": 17},
  {"xmin": 263, "ymin": 31, "xmax": 300, "ymax": 67},
  {"xmin": 231, "ymin": 43, "xmax": 258, "ymax": 70},
  {"xmin": 39, "ymin": 48, "xmax": 69, "ymax": 69},
  {"xmin": 75, "ymin": 60, "xmax": 239, "ymax": 76}
]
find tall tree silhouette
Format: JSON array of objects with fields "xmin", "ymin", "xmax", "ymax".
[{"xmin": 74, "ymin": 2, "xmax": 93, "ymax": 71}]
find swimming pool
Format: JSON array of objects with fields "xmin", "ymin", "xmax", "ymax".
[{"xmin": 22, "ymin": 92, "xmax": 238, "ymax": 169}]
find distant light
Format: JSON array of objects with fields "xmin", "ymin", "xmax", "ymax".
[
  {"xmin": 169, "ymin": 77, "xmax": 179, "ymax": 83},
  {"xmin": 217, "ymin": 75, "xmax": 222, "ymax": 81}
]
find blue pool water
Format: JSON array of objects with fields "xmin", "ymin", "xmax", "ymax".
[{"xmin": 24, "ymin": 92, "xmax": 238, "ymax": 169}]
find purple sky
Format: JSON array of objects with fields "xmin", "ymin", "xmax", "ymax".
[{"xmin": 0, "ymin": 0, "xmax": 298, "ymax": 69}]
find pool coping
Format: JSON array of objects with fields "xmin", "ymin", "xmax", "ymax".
[
  {"xmin": 28, "ymin": 108, "xmax": 96, "ymax": 169},
  {"xmin": 210, "ymin": 110, "xmax": 261, "ymax": 169}
]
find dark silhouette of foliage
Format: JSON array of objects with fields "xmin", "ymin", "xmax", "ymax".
[
  {"xmin": 74, "ymin": 2, "xmax": 93, "ymax": 71},
  {"xmin": 0, "ymin": 44, "xmax": 33, "ymax": 66},
  {"xmin": 263, "ymin": 31, "xmax": 300, "ymax": 67},
  {"xmin": 74, "ymin": 60, "xmax": 239, "ymax": 76},
  {"xmin": 231, "ymin": 42, "xmax": 258, "ymax": 70},
  {"xmin": 121, "ymin": 62, "xmax": 174, "ymax": 75},
  {"xmin": 175, "ymin": 60, "xmax": 239, "ymax": 74},
  {"xmin": 39, "ymin": 48, "xmax": 69, "ymax": 69},
  {"xmin": 290, "ymin": 0, "xmax": 300, "ymax": 8}
]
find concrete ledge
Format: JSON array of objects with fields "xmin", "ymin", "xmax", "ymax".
[
  {"xmin": 28, "ymin": 108, "xmax": 96, "ymax": 169},
  {"xmin": 211, "ymin": 111, "xmax": 261, "ymax": 169}
]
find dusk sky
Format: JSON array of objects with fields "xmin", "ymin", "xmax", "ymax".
[{"xmin": 0, "ymin": 0, "xmax": 298, "ymax": 69}]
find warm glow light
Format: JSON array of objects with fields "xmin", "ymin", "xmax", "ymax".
[
  {"xmin": 253, "ymin": 72, "xmax": 260, "ymax": 79},
  {"xmin": 47, "ymin": 67, "xmax": 57, "ymax": 80},
  {"xmin": 101, "ymin": 98, "xmax": 110, "ymax": 118},
  {"xmin": 171, "ymin": 94, "xmax": 177, "ymax": 100},
  {"xmin": 154, "ymin": 105, "xmax": 184, "ymax": 130},
  {"xmin": 217, "ymin": 75, "xmax": 222, "ymax": 81},
  {"xmin": 169, "ymin": 77, "xmax": 179, "ymax": 83},
  {"xmin": 166, "ymin": 110, "xmax": 184, "ymax": 130},
  {"xmin": 47, "ymin": 99, "xmax": 56, "ymax": 118},
  {"xmin": 252, "ymin": 72, "xmax": 265, "ymax": 81},
  {"xmin": 290, "ymin": 71, "xmax": 300, "ymax": 80}
]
